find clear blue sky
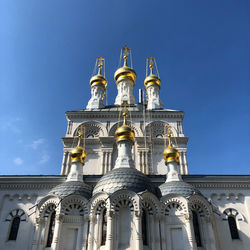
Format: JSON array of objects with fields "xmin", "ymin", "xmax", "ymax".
[{"xmin": 0, "ymin": 0, "xmax": 249, "ymax": 175}]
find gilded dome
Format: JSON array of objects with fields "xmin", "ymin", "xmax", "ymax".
[
  {"xmin": 114, "ymin": 65, "xmax": 136, "ymax": 84},
  {"xmin": 144, "ymin": 73, "xmax": 161, "ymax": 89},
  {"xmin": 115, "ymin": 124, "xmax": 135, "ymax": 143},
  {"xmin": 90, "ymin": 73, "xmax": 107, "ymax": 88},
  {"xmin": 163, "ymin": 145, "xmax": 180, "ymax": 164},
  {"xmin": 93, "ymin": 168, "xmax": 157, "ymax": 196},
  {"xmin": 70, "ymin": 146, "xmax": 87, "ymax": 164}
]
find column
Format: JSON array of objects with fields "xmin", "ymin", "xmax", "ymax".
[
  {"xmin": 60, "ymin": 152, "xmax": 67, "ymax": 175},
  {"xmin": 205, "ymin": 217, "xmax": 216, "ymax": 250},
  {"xmin": 134, "ymin": 211, "xmax": 143, "ymax": 250},
  {"xmin": 88, "ymin": 215, "xmax": 95, "ymax": 250},
  {"xmin": 185, "ymin": 214, "xmax": 197, "ymax": 250},
  {"xmin": 179, "ymin": 151, "xmax": 184, "ymax": 174},
  {"xmin": 38, "ymin": 218, "xmax": 46, "ymax": 250},
  {"xmin": 66, "ymin": 152, "xmax": 71, "ymax": 175},
  {"xmin": 108, "ymin": 151, "xmax": 112, "ymax": 171},
  {"xmin": 106, "ymin": 210, "xmax": 114, "ymax": 250},
  {"xmin": 183, "ymin": 152, "xmax": 189, "ymax": 174},
  {"xmin": 93, "ymin": 214, "xmax": 100, "ymax": 249},
  {"xmin": 31, "ymin": 217, "xmax": 43, "ymax": 250},
  {"xmin": 51, "ymin": 213, "xmax": 64, "ymax": 250},
  {"xmin": 81, "ymin": 215, "xmax": 89, "ymax": 250},
  {"xmin": 102, "ymin": 152, "xmax": 106, "ymax": 174},
  {"xmin": 149, "ymin": 215, "xmax": 155, "ymax": 250},
  {"xmin": 154, "ymin": 215, "xmax": 161, "ymax": 250},
  {"xmin": 160, "ymin": 215, "xmax": 166, "ymax": 250}
]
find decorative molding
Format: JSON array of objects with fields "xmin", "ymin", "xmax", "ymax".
[
  {"xmin": 5, "ymin": 208, "xmax": 27, "ymax": 222},
  {"xmin": 0, "ymin": 183, "xmax": 58, "ymax": 190}
]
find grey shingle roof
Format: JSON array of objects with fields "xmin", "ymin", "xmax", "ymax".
[
  {"xmin": 93, "ymin": 168, "xmax": 157, "ymax": 196},
  {"xmin": 49, "ymin": 181, "xmax": 92, "ymax": 200},
  {"xmin": 159, "ymin": 181, "xmax": 200, "ymax": 198}
]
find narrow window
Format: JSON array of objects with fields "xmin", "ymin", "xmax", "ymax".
[
  {"xmin": 101, "ymin": 208, "xmax": 107, "ymax": 246},
  {"xmin": 8, "ymin": 217, "xmax": 20, "ymax": 241},
  {"xmin": 228, "ymin": 216, "xmax": 239, "ymax": 239},
  {"xmin": 46, "ymin": 211, "xmax": 56, "ymax": 247},
  {"xmin": 192, "ymin": 211, "xmax": 202, "ymax": 247},
  {"xmin": 142, "ymin": 209, "xmax": 148, "ymax": 246}
]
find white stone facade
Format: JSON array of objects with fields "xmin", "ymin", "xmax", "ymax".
[{"xmin": 1, "ymin": 54, "xmax": 250, "ymax": 250}]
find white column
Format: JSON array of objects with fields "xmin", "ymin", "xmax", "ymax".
[
  {"xmin": 179, "ymin": 151, "xmax": 184, "ymax": 174},
  {"xmin": 88, "ymin": 215, "xmax": 95, "ymax": 250},
  {"xmin": 102, "ymin": 151, "xmax": 106, "ymax": 174},
  {"xmin": 60, "ymin": 152, "xmax": 67, "ymax": 175},
  {"xmin": 81, "ymin": 215, "xmax": 89, "ymax": 250},
  {"xmin": 134, "ymin": 211, "xmax": 143, "ymax": 250},
  {"xmin": 205, "ymin": 217, "xmax": 217, "ymax": 250},
  {"xmin": 185, "ymin": 214, "xmax": 197, "ymax": 250},
  {"xmin": 93, "ymin": 215, "xmax": 100, "ymax": 249},
  {"xmin": 149, "ymin": 215, "xmax": 155, "ymax": 250},
  {"xmin": 154, "ymin": 215, "xmax": 161, "ymax": 250},
  {"xmin": 106, "ymin": 210, "xmax": 114, "ymax": 250},
  {"xmin": 31, "ymin": 217, "xmax": 43, "ymax": 250},
  {"xmin": 160, "ymin": 215, "xmax": 167, "ymax": 250},
  {"xmin": 38, "ymin": 219, "xmax": 46, "ymax": 250},
  {"xmin": 108, "ymin": 151, "xmax": 112, "ymax": 171},
  {"xmin": 183, "ymin": 152, "xmax": 189, "ymax": 174},
  {"xmin": 51, "ymin": 214, "xmax": 64, "ymax": 250}
]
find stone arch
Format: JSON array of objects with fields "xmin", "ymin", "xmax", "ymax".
[
  {"xmin": 223, "ymin": 208, "xmax": 244, "ymax": 222},
  {"xmin": 38, "ymin": 196, "xmax": 59, "ymax": 218},
  {"xmin": 108, "ymin": 122, "xmax": 142, "ymax": 137},
  {"xmin": 188, "ymin": 195, "xmax": 211, "ymax": 217},
  {"xmin": 90, "ymin": 192, "xmax": 110, "ymax": 215},
  {"xmin": 162, "ymin": 196, "xmax": 187, "ymax": 216},
  {"xmin": 74, "ymin": 121, "xmax": 107, "ymax": 138},
  {"xmin": 61, "ymin": 195, "xmax": 88, "ymax": 216},
  {"xmin": 110, "ymin": 190, "xmax": 140, "ymax": 212},
  {"xmin": 145, "ymin": 121, "xmax": 178, "ymax": 138},
  {"xmin": 5, "ymin": 208, "xmax": 27, "ymax": 222},
  {"xmin": 141, "ymin": 192, "xmax": 161, "ymax": 215}
]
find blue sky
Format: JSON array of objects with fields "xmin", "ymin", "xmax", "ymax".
[{"xmin": 0, "ymin": 0, "xmax": 249, "ymax": 175}]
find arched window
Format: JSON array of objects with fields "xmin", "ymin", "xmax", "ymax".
[
  {"xmin": 192, "ymin": 211, "xmax": 202, "ymax": 247},
  {"xmin": 8, "ymin": 217, "xmax": 20, "ymax": 241},
  {"xmin": 142, "ymin": 209, "xmax": 148, "ymax": 246},
  {"xmin": 46, "ymin": 211, "xmax": 56, "ymax": 247},
  {"xmin": 101, "ymin": 208, "xmax": 107, "ymax": 246},
  {"xmin": 228, "ymin": 216, "xmax": 239, "ymax": 239}
]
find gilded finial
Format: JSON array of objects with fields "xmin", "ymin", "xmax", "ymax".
[
  {"xmin": 122, "ymin": 46, "xmax": 130, "ymax": 67},
  {"xmin": 148, "ymin": 56, "xmax": 155, "ymax": 75},
  {"xmin": 163, "ymin": 125, "xmax": 179, "ymax": 164},
  {"xmin": 71, "ymin": 126, "xmax": 87, "ymax": 164},
  {"xmin": 97, "ymin": 56, "xmax": 104, "ymax": 75},
  {"xmin": 90, "ymin": 56, "xmax": 107, "ymax": 88},
  {"xmin": 114, "ymin": 46, "xmax": 136, "ymax": 84},
  {"xmin": 115, "ymin": 102, "xmax": 135, "ymax": 143},
  {"xmin": 144, "ymin": 56, "xmax": 161, "ymax": 89}
]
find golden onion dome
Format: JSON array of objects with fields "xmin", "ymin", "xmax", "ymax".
[
  {"xmin": 70, "ymin": 146, "xmax": 87, "ymax": 164},
  {"xmin": 114, "ymin": 65, "xmax": 136, "ymax": 85},
  {"xmin": 115, "ymin": 123, "xmax": 135, "ymax": 143},
  {"xmin": 90, "ymin": 73, "xmax": 107, "ymax": 88},
  {"xmin": 144, "ymin": 73, "xmax": 161, "ymax": 89},
  {"xmin": 163, "ymin": 144, "xmax": 180, "ymax": 164}
]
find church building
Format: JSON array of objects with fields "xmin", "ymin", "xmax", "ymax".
[{"xmin": 0, "ymin": 47, "xmax": 249, "ymax": 250}]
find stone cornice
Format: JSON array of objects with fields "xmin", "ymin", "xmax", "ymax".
[
  {"xmin": 66, "ymin": 109, "xmax": 184, "ymax": 120},
  {"xmin": 1, "ymin": 175, "xmax": 250, "ymax": 190}
]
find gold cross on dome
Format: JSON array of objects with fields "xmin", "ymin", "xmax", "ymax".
[
  {"xmin": 147, "ymin": 56, "xmax": 155, "ymax": 75},
  {"xmin": 97, "ymin": 56, "xmax": 104, "ymax": 74},
  {"xmin": 122, "ymin": 46, "xmax": 130, "ymax": 66},
  {"xmin": 166, "ymin": 125, "xmax": 173, "ymax": 146},
  {"xmin": 76, "ymin": 126, "xmax": 84, "ymax": 147}
]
